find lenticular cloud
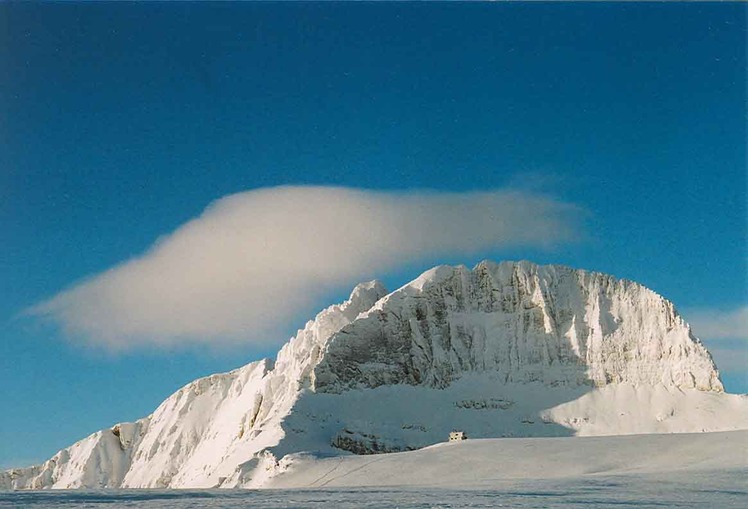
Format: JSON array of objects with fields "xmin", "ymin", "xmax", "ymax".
[{"xmin": 28, "ymin": 186, "xmax": 582, "ymax": 350}]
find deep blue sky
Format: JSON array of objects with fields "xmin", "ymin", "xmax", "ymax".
[{"xmin": 1, "ymin": 2, "xmax": 745, "ymax": 467}]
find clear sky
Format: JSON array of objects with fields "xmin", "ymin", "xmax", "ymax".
[{"xmin": 1, "ymin": 2, "xmax": 745, "ymax": 468}]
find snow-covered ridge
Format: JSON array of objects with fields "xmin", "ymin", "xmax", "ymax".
[
  {"xmin": 1, "ymin": 278, "xmax": 387, "ymax": 490},
  {"xmin": 2, "ymin": 261, "xmax": 742, "ymax": 490}
]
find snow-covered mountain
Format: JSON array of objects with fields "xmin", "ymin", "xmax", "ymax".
[{"xmin": 4, "ymin": 261, "xmax": 746, "ymax": 489}]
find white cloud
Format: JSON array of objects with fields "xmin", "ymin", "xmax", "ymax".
[
  {"xmin": 28, "ymin": 186, "xmax": 581, "ymax": 350},
  {"xmin": 685, "ymin": 306, "xmax": 748, "ymax": 341}
]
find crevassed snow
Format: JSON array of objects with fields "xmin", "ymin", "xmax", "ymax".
[{"xmin": 3, "ymin": 261, "xmax": 745, "ymax": 490}]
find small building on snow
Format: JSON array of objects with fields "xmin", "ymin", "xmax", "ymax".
[{"xmin": 449, "ymin": 430, "xmax": 467, "ymax": 442}]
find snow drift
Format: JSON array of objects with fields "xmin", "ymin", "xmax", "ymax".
[
  {"xmin": 267, "ymin": 430, "xmax": 748, "ymax": 489},
  {"xmin": 3, "ymin": 261, "xmax": 746, "ymax": 489}
]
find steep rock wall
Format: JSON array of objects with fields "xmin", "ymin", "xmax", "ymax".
[{"xmin": 314, "ymin": 261, "xmax": 721, "ymax": 393}]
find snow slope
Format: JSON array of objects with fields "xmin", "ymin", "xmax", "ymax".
[
  {"xmin": 267, "ymin": 429, "xmax": 748, "ymax": 489},
  {"xmin": 1, "ymin": 280, "xmax": 387, "ymax": 490},
  {"xmin": 5, "ymin": 434, "xmax": 745, "ymax": 508},
  {"xmin": 3, "ymin": 261, "xmax": 746, "ymax": 490}
]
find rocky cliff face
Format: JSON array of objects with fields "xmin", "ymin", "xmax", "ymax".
[
  {"xmin": 2, "ymin": 261, "xmax": 738, "ymax": 490},
  {"xmin": 314, "ymin": 261, "xmax": 721, "ymax": 393}
]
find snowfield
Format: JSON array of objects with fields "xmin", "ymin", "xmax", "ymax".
[
  {"xmin": 1, "ymin": 431, "xmax": 745, "ymax": 508},
  {"xmin": 268, "ymin": 430, "xmax": 748, "ymax": 489}
]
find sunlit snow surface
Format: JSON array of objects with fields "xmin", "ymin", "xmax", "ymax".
[{"xmin": 1, "ymin": 472, "xmax": 745, "ymax": 509}]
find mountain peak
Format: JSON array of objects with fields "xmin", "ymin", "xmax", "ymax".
[
  {"xmin": 348, "ymin": 279, "xmax": 387, "ymax": 311},
  {"xmin": 316, "ymin": 260, "xmax": 723, "ymax": 393}
]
